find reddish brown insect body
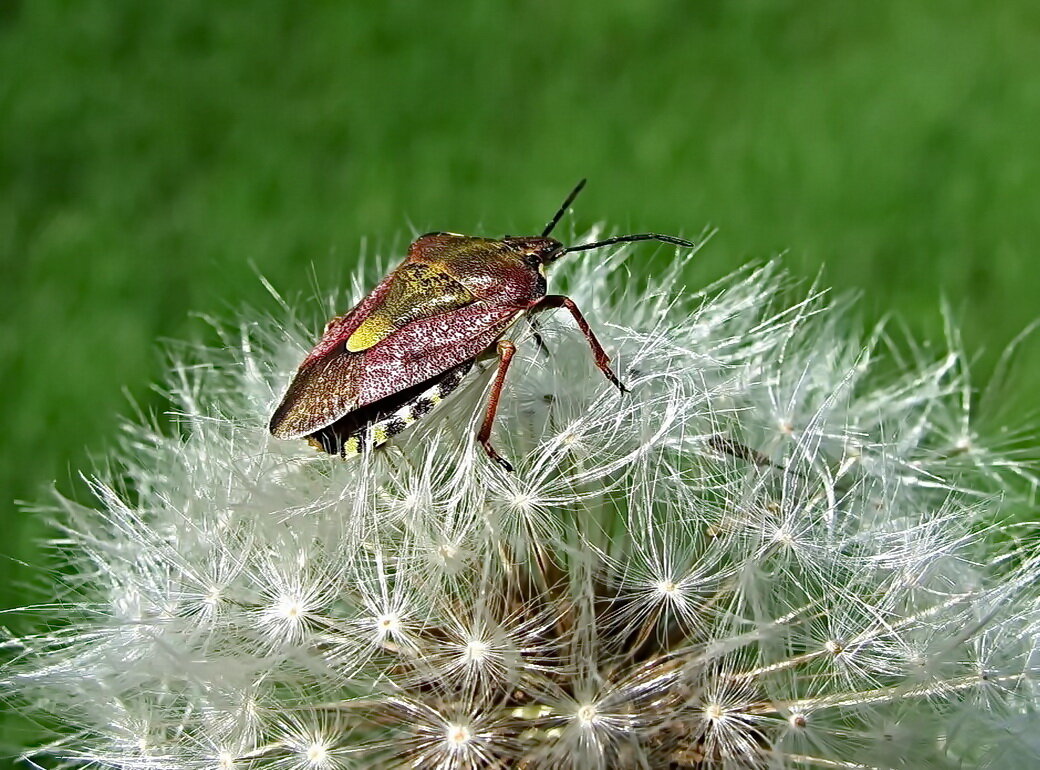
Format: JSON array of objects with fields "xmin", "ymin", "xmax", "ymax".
[{"xmin": 269, "ymin": 180, "xmax": 695, "ymax": 470}]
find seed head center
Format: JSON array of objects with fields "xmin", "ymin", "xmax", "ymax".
[
  {"xmin": 446, "ymin": 723, "xmax": 471, "ymax": 747},
  {"xmin": 576, "ymin": 703, "xmax": 598, "ymax": 724}
]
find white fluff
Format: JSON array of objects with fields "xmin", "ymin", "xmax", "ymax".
[{"xmin": 5, "ymin": 237, "xmax": 1039, "ymax": 769}]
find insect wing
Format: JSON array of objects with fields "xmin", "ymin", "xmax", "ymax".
[
  {"xmin": 342, "ymin": 260, "xmax": 476, "ymax": 354},
  {"xmin": 269, "ymin": 345, "xmax": 368, "ymax": 439},
  {"xmin": 270, "ymin": 240, "xmax": 521, "ymax": 440},
  {"xmin": 271, "ymin": 300, "xmax": 524, "ymax": 439},
  {"xmin": 306, "ymin": 359, "xmax": 476, "ymax": 455},
  {"xmin": 268, "ymin": 266, "xmax": 401, "ymax": 439}
]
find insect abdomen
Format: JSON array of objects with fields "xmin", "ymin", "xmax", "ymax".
[{"xmin": 306, "ymin": 360, "xmax": 474, "ymax": 456}]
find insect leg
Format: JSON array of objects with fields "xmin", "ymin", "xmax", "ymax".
[
  {"xmin": 477, "ymin": 339, "xmax": 518, "ymax": 472},
  {"xmin": 708, "ymin": 434, "xmax": 776, "ymax": 468},
  {"xmin": 526, "ymin": 316, "xmax": 551, "ymax": 358},
  {"xmin": 707, "ymin": 433, "xmax": 806, "ymax": 478},
  {"xmin": 534, "ymin": 295, "xmax": 628, "ymax": 393}
]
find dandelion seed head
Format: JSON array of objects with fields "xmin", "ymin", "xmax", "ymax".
[
  {"xmin": 772, "ymin": 525, "xmax": 795, "ymax": 545},
  {"xmin": 656, "ymin": 579, "xmax": 678, "ymax": 596},
  {"xmin": 444, "ymin": 722, "xmax": 471, "ymax": 748},
  {"xmin": 508, "ymin": 491, "xmax": 535, "ymax": 514},
  {"xmin": 6, "ymin": 247, "xmax": 1040, "ymax": 768},
  {"xmin": 559, "ymin": 431, "xmax": 579, "ymax": 446},
  {"xmin": 375, "ymin": 611, "xmax": 401, "ymax": 636},
  {"xmin": 257, "ymin": 589, "xmax": 318, "ymax": 647},
  {"xmin": 276, "ymin": 597, "xmax": 304, "ymax": 619},
  {"xmin": 463, "ymin": 638, "xmax": 490, "ymax": 663},
  {"xmin": 304, "ymin": 741, "xmax": 328, "ymax": 767},
  {"xmin": 704, "ymin": 702, "xmax": 726, "ymax": 722},
  {"xmin": 574, "ymin": 702, "xmax": 599, "ymax": 726}
]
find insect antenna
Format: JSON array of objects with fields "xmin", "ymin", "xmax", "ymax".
[
  {"xmin": 562, "ymin": 232, "xmax": 696, "ymax": 254},
  {"xmin": 542, "ymin": 178, "xmax": 588, "ymax": 237}
]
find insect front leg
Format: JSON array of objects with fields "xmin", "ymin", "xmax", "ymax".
[
  {"xmin": 534, "ymin": 295, "xmax": 628, "ymax": 393},
  {"xmin": 477, "ymin": 339, "xmax": 518, "ymax": 472}
]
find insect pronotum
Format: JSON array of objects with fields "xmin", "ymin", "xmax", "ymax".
[{"xmin": 269, "ymin": 180, "xmax": 696, "ymax": 470}]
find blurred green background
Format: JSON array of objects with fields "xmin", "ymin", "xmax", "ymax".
[{"xmin": 1, "ymin": 0, "xmax": 1038, "ymax": 757}]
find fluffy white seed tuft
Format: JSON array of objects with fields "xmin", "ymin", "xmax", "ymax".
[{"xmin": 4, "ymin": 241, "xmax": 1040, "ymax": 768}]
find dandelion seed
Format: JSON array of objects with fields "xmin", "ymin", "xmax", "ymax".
[
  {"xmin": 257, "ymin": 591, "xmax": 316, "ymax": 646},
  {"xmin": 704, "ymin": 702, "xmax": 726, "ymax": 722},
  {"xmin": 444, "ymin": 723, "xmax": 471, "ymax": 748},
  {"xmin": 575, "ymin": 703, "xmax": 598, "ymax": 726},
  {"xmin": 304, "ymin": 741, "xmax": 328, "ymax": 767},
  {"xmin": 375, "ymin": 612, "xmax": 400, "ymax": 637},
  {"xmin": 464, "ymin": 639, "xmax": 489, "ymax": 662},
  {"xmin": 656, "ymin": 579, "xmax": 678, "ymax": 596},
  {"xmin": 508, "ymin": 491, "xmax": 535, "ymax": 514}
]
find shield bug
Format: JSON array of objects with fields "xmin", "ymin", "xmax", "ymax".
[{"xmin": 269, "ymin": 180, "xmax": 695, "ymax": 470}]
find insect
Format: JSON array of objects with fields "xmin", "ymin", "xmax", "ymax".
[{"xmin": 269, "ymin": 180, "xmax": 696, "ymax": 471}]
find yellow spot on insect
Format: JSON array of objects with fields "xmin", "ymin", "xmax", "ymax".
[
  {"xmin": 344, "ymin": 436, "xmax": 361, "ymax": 455},
  {"xmin": 430, "ymin": 393, "xmax": 442, "ymax": 404},
  {"xmin": 372, "ymin": 425, "xmax": 389, "ymax": 444},
  {"xmin": 345, "ymin": 314, "xmax": 394, "ymax": 352}
]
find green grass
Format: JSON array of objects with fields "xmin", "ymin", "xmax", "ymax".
[{"xmin": 1, "ymin": 0, "xmax": 1038, "ymax": 757}]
